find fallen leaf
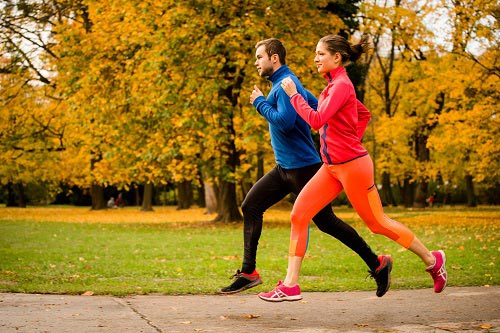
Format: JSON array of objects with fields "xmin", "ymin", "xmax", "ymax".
[
  {"xmin": 243, "ymin": 314, "xmax": 261, "ymax": 319},
  {"xmin": 180, "ymin": 321, "xmax": 191, "ymax": 324},
  {"xmin": 355, "ymin": 323, "xmax": 369, "ymax": 327},
  {"xmin": 434, "ymin": 325, "xmax": 459, "ymax": 331},
  {"xmin": 476, "ymin": 323, "xmax": 493, "ymax": 329},
  {"xmin": 81, "ymin": 291, "xmax": 94, "ymax": 296}
]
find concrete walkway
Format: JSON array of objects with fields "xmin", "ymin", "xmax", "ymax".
[{"xmin": 1, "ymin": 286, "xmax": 499, "ymax": 333}]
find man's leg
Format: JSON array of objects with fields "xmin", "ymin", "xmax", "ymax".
[{"xmin": 220, "ymin": 166, "xmax": 289, "ymax": 294}]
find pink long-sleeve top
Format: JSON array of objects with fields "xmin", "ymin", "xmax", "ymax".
[{"xmin": 290, "ymin": 66, "xmax": 370, "ymax": 165}]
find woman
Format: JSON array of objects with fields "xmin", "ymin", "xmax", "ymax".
[{"xmin": 258, "ymin": 34, "xmax": 447, "ymax": 302}]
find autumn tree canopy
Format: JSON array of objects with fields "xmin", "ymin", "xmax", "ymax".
[{"xmin": 1, "ymin": 0, "xmax": 498, "ymax": 212}]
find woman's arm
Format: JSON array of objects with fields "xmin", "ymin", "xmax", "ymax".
[
  {"xmin": 356, "ymin": 99, "xmax": 371, "ymax": 139},
  {"xmin": 283, "ymin": 78, "xmax": 349, "ymax": 130}
]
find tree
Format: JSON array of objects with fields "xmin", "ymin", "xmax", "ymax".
[
  {"xmin": 427, "ymin": 51, "xmax": 499, "ymax": 206},
  {"xmin": 156, "ymin": 1, "xmax": 345, "ymax": 222},
  {"xmin": 426, "ymin": 0, "xmax": 499, "ymax": 206},
  {"xmin": 361, "ymin": 0, "xmax": 443, "ymax": 207},
  {"xmin": 0, "ymin": 0, "xmax": 82, "ymax": 206}
]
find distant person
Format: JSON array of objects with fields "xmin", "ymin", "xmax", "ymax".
[
  {"xmin": 115, "ymin": 193, "xmax": 123, "ymax": 207},
  {"xmin": 220, "ymin": 38, "xmax": 392, "ymax": 300},
  {"xmin": 107, "ymin": 197, "xmax": 117, "ymax": 209},
  {"xmin": 426, "ymin": 192, "xmax": 436, "ymax": 207},
  {"xmin": 259, "ymin": 34, "xmax": 447, "ymax": 302}
]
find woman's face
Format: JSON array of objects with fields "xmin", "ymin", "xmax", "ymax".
[{"xmin": 314, "ymin": 42, "xmax": 340, "ymax": 74}]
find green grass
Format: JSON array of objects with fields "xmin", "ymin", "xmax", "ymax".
[{"xmin": 0, "ymin": 206, "xmax": 498, "ymax": 295}]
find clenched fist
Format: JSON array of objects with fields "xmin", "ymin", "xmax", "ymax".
[{"xmin": 280, "ymin": 77, "xmax": 298, "ymax": 97}]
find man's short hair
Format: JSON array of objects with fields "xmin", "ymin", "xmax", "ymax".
[{"xmin": 255, "ymin": 38, "xmax": 286, "ymax": 65}]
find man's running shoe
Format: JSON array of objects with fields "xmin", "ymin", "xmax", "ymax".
[
  {"xmin": 220, "ymin": 270, "xmax": 262, "ymax": 294},
  {"xmin": 258, "ymin": 281, "xmax": 302, "ymax": 302},
  {"xmin": 368, "ymin": 255, "xmax": 393, "ymax": 297},
  {"xmin": 426, "ymin": 250, "xmax": 447, "ymax": 293}
]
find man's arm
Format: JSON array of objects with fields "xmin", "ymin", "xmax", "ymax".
[{"xmin": 253, "ymin": 85, "xmax": 299, "ymax": 132}]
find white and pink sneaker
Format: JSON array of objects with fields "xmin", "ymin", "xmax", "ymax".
[{"xmin": 258, "ymin": 280, "xmax": 302, "ymax": 302}]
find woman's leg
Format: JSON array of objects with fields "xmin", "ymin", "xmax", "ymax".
[
  {"xmin": 290, "ymin": 164, "xmax": 380, "ymax": 271},
  {"xmin": 337, "ymin": 155, "xmax": 447, "ymax": 292},
  {"xmin": 284, "ymin": 164, "xmax": 344, "ymax": 286}
]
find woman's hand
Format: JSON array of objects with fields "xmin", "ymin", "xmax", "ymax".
[{"xmin": 281, "ymin": 77, "xmax": 298, "ymax": 97}]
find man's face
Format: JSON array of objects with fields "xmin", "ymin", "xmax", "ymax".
[{"xmin": 255, "ymin": 45, "xmax": 274, "ymax": 77}]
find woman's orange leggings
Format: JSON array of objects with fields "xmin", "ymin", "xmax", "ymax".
[{"xmin": 289, "ymin": 154, "xmax": 415, "ymax": 257}]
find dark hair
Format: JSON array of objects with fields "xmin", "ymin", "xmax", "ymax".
[
  {"xmin": 255, "ymin": 38, "xmax": 286, "ymax": 65},
  {"xmin": 319, "ymin": 34, "xmax": 372, "ymax": 63}
]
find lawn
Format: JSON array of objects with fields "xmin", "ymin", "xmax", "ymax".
[{"xmin": 0, "ymin": 205, "xmax": 498, "ymax": 296}]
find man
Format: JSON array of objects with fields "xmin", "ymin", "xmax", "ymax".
[{"xmin": 220, "ymin": 38, "xmax": 392, "ymax": 299}]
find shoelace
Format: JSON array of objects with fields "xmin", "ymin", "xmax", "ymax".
[
  {"xmin": 431, "ymin": 265, "xmax": 447, "ymax": 279},
  {"xmin": 229, "ymin": 270, "xmax": 242, "ymax": 279}
]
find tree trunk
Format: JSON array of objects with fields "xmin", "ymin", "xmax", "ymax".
[
  {"xmin": 134, "ymin": 183, "xmax": 142, "ymax": 206},
  {"xmin": 257, "ymin": 150, "xmax": 265, "ymax": 180},
  {"xmin": 380, "ymin": 172, "xmax": 397, "ymax": 206},
  {"xmin": 413, "ymin": 181, "xmax": 428, "ymax": 208},
  {"xmin": 401, "ymin": 176, "xmax": 415, "ymax": 208},
  {"xmin": 6, "ymin": 182, "xmax": 19, "ymax": 207},
  {"xmin": 240, "ymin": 180, "xmax": 252, "ymax": 202},
  {"xmin": 204, "ymin": 182, "xmax": 217, "ymax": 214},
  {"xmin": 413, "ymin": 132, "xmax": 431, "ymax": 208},
  {"xmin": 465, "ymin": 174, "xmax": 477, "ymax": 207},
  {"xmin": 141, "ymin": 182, "xmax": 154, "ymax": 211},
  {"xmin": 177, "ymin": 181, "xmax": 193, "ymax": 210},
  {"xmin": 196, "ymin": 169, "xmax": 206, "ymax": 208},
  {"xmin": 213, "ymin": 179, "xmax": 242, "ymax": 223},
  {"xmin": 16, "ymin": 183, "xmax": 27, "ymax": 208},
  {"xmin": 90, "ymin": 184, "xmax": 106, "ymax": 210}
]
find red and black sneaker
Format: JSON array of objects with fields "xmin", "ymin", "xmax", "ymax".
[
  {"xmin": 220, "ymin": 270, "xmax": 262, "ymax": 294},
  {"xmin": 368, "ymin": 255, "xmax": 393, "ymax": 297}
]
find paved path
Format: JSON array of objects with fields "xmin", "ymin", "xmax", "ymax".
[{"xmin": 1, "ymin": 286, "xmax": 499, "ymax": 333}]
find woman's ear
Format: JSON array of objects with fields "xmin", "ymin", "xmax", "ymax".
[{"xmin": 334, "ymin": 52, "xmax": 342, "ymax": 63}]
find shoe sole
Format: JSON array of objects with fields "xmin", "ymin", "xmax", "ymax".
[
  {"xmin": 258, "ymin": 294, "xmax": 303, "ymax": 302},
  {"xmin": 435, "ymin": 250, "xmax": 447, "ymax": 293},
  {"xmin": 219, "ymin": 278, "xmax": 263, "ymax": 295}
]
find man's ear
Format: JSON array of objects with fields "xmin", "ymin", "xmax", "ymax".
[{"xmin": 271, "ymin": 54, "xmax": 279, "ymax": 64}]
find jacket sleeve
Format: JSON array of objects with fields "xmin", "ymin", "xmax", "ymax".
[
  {"xmin": 305, "ymin": 90, "xmax": 318, "ymax": 111},
  {"xmin": 356, "ymin": 99, "xmax": 371, "ymax": 139},
  {"xmin": 291, "ymin": 81, "xmax": 349, "ymax": 130},
  {"xmin": 253, "ymin": 89, "xmax": 297, "ymax": 132}
]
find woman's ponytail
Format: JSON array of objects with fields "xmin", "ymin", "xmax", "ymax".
[{"xmin": 349, "ymin": 33, "xmax": 373, "ymax": 62}]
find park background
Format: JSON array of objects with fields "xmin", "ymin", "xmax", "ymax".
[
  {"xmin": 0, "ymin": 0, "xmax": 498, "ymax": 296},
  {"xmin": 1, "ymin": 0, "xmax": 498, "ymax": 221}
]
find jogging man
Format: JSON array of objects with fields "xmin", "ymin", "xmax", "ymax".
[{"xmin": 220, "ymin": 38, "xmax": 392, "ymax": 298}]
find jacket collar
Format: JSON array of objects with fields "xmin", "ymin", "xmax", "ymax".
[
  {"xmin": 324, "ymin": 66, "xmax": 345, "ymax": 83},
  {"xmin": 269, "ymin": 65, "xmax": 289, "ymax": 83}
]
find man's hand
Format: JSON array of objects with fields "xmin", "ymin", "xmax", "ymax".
[
  {"xmin": 281, "ymin": 77, "xmax": 298, "ymax": 97},
  {"xmin": 250, "ymin": 85, "xmax": 264, "ymax": 104}
]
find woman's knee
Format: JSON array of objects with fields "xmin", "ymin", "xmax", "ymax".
[{"xmin": 364, "ymin": 217, "xmax": 405, "ymax": 243}]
